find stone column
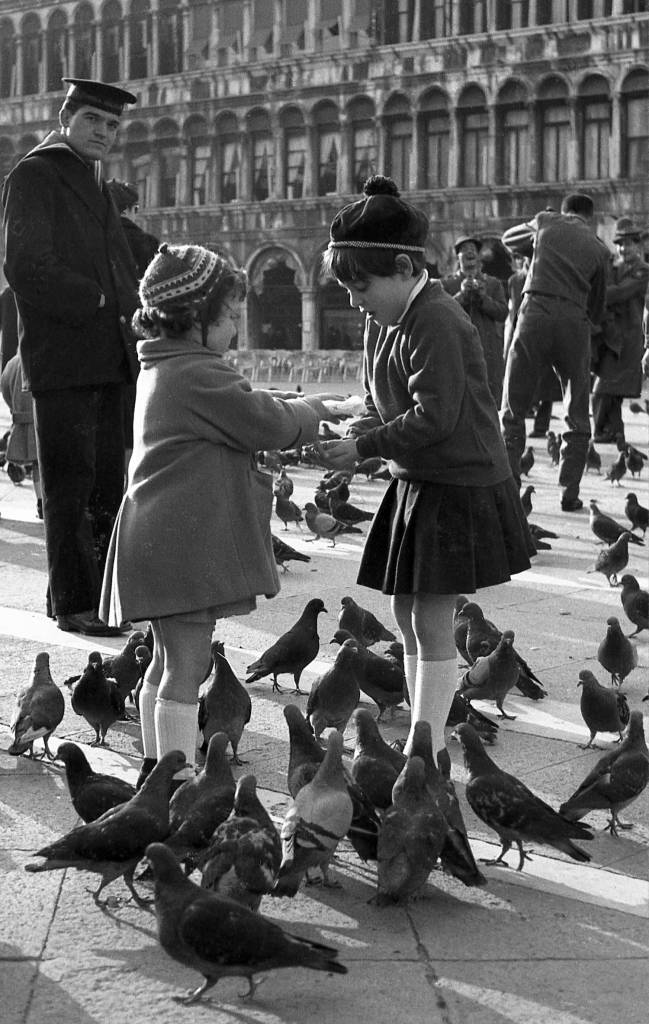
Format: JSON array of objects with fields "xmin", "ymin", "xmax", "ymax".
[
  {"xmin": 270, "ymin": 110, "xmax": 283, "ymax": 199},
  {"xmin": 94, "ymin": 20, "xmax": 103, "ymax": 80},
  {"xmin": 610, "ymin": 90, "xmax": 622, "ymax": 179},
  {"xmin": 486, "ymin": 102, "xmax": 497, "ymax": 187},
  {"xmin": 339, "ymin": 112, "xmax": 351, "ymax": 193},
  {"xmin": 304, "ymin": 111, "xmax": 316, "ymax": 197},
  {"xmin": 566, "ymin": 97, "xmax": 577, "ymax": 182},
  {"xmin": 123, "ymin": 16, "xmax": 131, "ymax": 79},
  {"xmin": 39, "ymin": 30, "xmax": 47, "ymax": 94},
  {"xmin": 14, "ymin": 34, "xmax": 22, "ymax": 96},
  {"xmin": 448, "ymin": 105, "xmax": 460, "ymax": 188},
  {"xmin": 150, "ymin": 1, "xmax": 160, "ymax": 76},
  {"xmin": 301, "ymin": 289, "xmax": 317, "ymax": 351}
]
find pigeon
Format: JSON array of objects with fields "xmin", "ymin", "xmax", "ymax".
[
  {"xmin": 330, "ymin": 628, "xmax": 405, "ymax": 721},
  {"xmin": 322, "ymin": 470, "xmax": 352, "ymax": 494},
  {"xmin": 375, "ymin": 756, "xmax": 447, "ymax": 905},
  {"xmin": 25, "ymin": 750, "xmax": 186, "ymax": 906},
  {"xmin": 624, "ymin": 492, "xmax": 648, "ymax": 536},
  {"xmin": 274, "ymin": 493, "xmax": 303, "ymax": 530},
  {"xmin": 588, "ymin": 531, "xmax": 634, "ymax": 587},
  {"xmin": 454, "ymin": 722, "xmax": 592, "ymax": 871},
  {"xmin": 520, "ymin": 446, "xmax": 535, "ymax": 476},
  {"xmin": 145, "ymin": 843, "xmax": 347, "ymax": 1004},
  {"xmin": 605, "ymin": 450, "xmax": 627, "ymax": 486},
  {"xmin": 56, "ymin": 742, "xmax": 137, "ymax": 822},
  {"xmin": 528, "ymin": 523, "xmax": 556, "ymax": 551},
  {"xmin": 272, "ymin": 468, "xmax": 294, "ymax": 498},
  {"xmin": 585, "ymin": 439, "xmax": 601, "ymax": 474},
  {"xmin": 409, "ymin": 721, "xmax": 486, "ymax": 887},
  {"xmin": 597, "ymin": 616, "xmax": 638, "ymax": 687},
  {"xmin": 133, "ymin": 644, "xmax": 152, "ymax": 712},
  {"xmin": 355, "ymin": 456, "xmax": 384, "ymax": 478},
  {"xmin": 328, "ymin": 493, "xmax": 374, "ymax": 527},
  {"xmin": 619, "ymin": 574, "xmax": 649, "ymax": 637},
  {"xmin": 101, "ymin": 630, "xmax": 148, "ymax": 708},
  {"xmin": 589, "ymin": 500, "xmax": 644, "ymax": 546},
  {"xmin": 6, "ymin": 460, "xmax": 25, "ymax": 484},
  {"xmin": 245, "ymin": 597, "xmax": 326, "ymax": 694},
  {"xmin": 8, "ymin": 651, "xmax": 64, "ymax": 760},
  {"xmin": 306, "ymin": 638, "xmax": 361, "ymax": 740},
  {"xmin": 560, "ymin": 711, "xmax": 649, "ymax": 836},
  {"xmin": 350, "ymin": 708, "xmax": 406, "ymax": 810},
  {"xmin": 303, "ymin": 502, "xmax": 361, "ymax": 545},
  {"xmin": 273, "ymin": 730, "xmax": 354, "ymax": 896},
  {"xmin": 520, "ymin": 484, "xmax": 535, "ymax": 518},
  {"xmin": 338, "ymin": 595, "xmax": 396, "ymax": 647},
  {"xmin": 527, "ymin": 523, "xmax": 558, "ymax": 542},
  {"xmin": 461, "ymin": 601, "xmax": 547, "ymax": 702},
  {"xmin": 198, "ymin": 641, "xmax": 251, "ymax": 765},
  {"xmin": 457, "ymin": 631, "xmax": 520, "ymax": 719},
  {"xmin": 314, "ymin": 481, "xmax": 333, "ymax": 511},
  {"xmin": 547, "ymin": 432, "xmax": 561, "ymax": 466},
  {"xmin": 165, "ymin": 733, "xmax": 236, "ymax": 870},
  {"xmin": 200, "ymin": 774, "xmax": 282, "ymax": 910},
  {"xmin": 446, "ymin": 692, "xmax": 499, "ymax": 745},
  {"xmin": 625, "ymin": 445, "xmax": 647, "ymax": 478},
  {"xmin": 65, "ymin": 651, "xmax": 125, "ymax": 747},
  {"xmin": 271, "ymin": 534, "xmax": 311, "ymax": 572},
  {"xmin": 452, "ymin": 595, "xmax": 472, "ymax": 664},
  {"xmin": 576, "ymin": 670, "xmax": 630, "ymax": 749}
]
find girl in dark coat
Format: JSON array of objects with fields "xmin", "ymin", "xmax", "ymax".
[{"xmin": 319, "ymin": 176, "xmax": 533, "ymax": 769}]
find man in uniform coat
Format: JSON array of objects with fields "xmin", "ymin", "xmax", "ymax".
[{"xmin": 2, "ymin": 78, "xmax": 139, "ymax": 635}]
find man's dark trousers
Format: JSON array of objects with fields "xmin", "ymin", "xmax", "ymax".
[
  {"xmin": 500, "ymin": 293, "xmax": 591, "ymax": 505},
  {"xmin": 33, "ymin": 384, "xmax": 125, "ymax": 617}
]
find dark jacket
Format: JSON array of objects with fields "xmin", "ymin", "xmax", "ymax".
[
  {"xmin": 119, "ymin": 216, "xmax": 159, "ymax": 280},
  {"xmin": 2, "ymin": 132, "xmax": 139, "ymax": 392},
  {"xmin": 592, "ymin": 256, "xmax": 649, "ymax": 397},
  {"xmin": 441, "ymin": 271, "xmax": 507, "ymax": 405}
]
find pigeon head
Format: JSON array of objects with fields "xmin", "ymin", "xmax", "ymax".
[
  {"xmin": 352, "ymin": 707, "xmax": 379, "ymax": 741},
  {"xmin": 625, "ymin": 710, "xmax": 646, "ymax": 743},
  {"xmin": 577, "ymin": 670, "xmax": 598, "ymax": 689},
  {"xmin": 34, "ymin": 652, "xmax": 50, "ymax": 670},
  {"xmin": 501, "ymin": 630, "xmax": 515, "ymax": 644},
  {"xmin": 144, "ymin": 842, "xmax": 186, "ymax": 884},
  {"xmin": 454, "ymin": 595, "xmax": 469, "ymax": 614},
  {"xmin": 233, "ymin": 774, "xmax": 260, "ymax": 815},
  {"xmin": 620, "ymin": 575, "xmax": 639, "ymax": 590},
  {"xmin": 88, "ymin": 652, "xmax": 104, "ymax": 669},
  {"xmin": 56, "ymin": 742, "xmax": 90, "ymax": 772},
  {"xmin": 452, "ymin": 721, "xmax": 484, "ymax": 755},
  {"xmin": 392, "ymin": 756, "xmax": 426, "ymax": 804},
  {"xmin": 305, "ymin": 598, "xmax": 327, "ymax": 615},
  {"xmin": 606, "ymin": 616, "xmax": 621, "ymax": 629},
  {"xmin": 125, "ymin": 630, "xmax": 146, "ymax": 649},
  {"xmin": 461, "ymin": 602, "xmax": 485, "ymax": 622}
]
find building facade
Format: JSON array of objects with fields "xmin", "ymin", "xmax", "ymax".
[{"xmin": 1, "ymin": 0, "xmax": 648, "ymax": 352}]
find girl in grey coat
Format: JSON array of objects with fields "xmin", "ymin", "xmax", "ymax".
[{"xmin": 100, "ymin": 243, "xmax": 338, "ymax": 781}]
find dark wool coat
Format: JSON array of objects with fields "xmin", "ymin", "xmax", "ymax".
[
  {"xmin": 592, "ymin": 257, "xmax": 649, "ymax": 398},
  {"xmin": 2, "ymin": 132, "xmax": 139, "ymax": 392},
  {"xmin": 119, "ymin": 216, "xmax": 159, "ymax": 280},
  {"xmin": 100, "ymin": 337, "xmax": 320, "ymax": 624},
  {"xmin": 441, "ymin": 271, "xmax": 508, "ymax": 406}
]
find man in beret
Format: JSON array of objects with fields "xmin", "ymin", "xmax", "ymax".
[{"xmin": 2, "ymin": 79, "xmax": 139, "ymax": 635}]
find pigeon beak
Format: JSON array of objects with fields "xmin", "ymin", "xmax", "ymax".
[{"xmin": 577, "ymin": 681, "xmax": 583, "ymax": 688}]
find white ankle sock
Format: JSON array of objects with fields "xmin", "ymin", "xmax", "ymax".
[
  {"xmin": 403, "ymin": 653, "xmax": 418, "ymax": 708},
  {"xmin": 403, "ymin": 658, "xmax": 458, "ymax": 758},
  {"xmin": 155, "ymin": 697, "xmax": 198, "ymax": 779},
  {"xmin": 138, "ymin": 680, "xmax": 158, "ymax": 759}
]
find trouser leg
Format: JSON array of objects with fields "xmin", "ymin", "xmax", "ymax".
[
  {"xmin": 500, "ymin": 314, "xmax": 544, "ymax": 486},
  {"xmin": 552, "ymin": 318, "xmax": 591, "ymax": 505},
  {"xmin": 90, "ymin": 384, "xmax": 125, "ymax": 576}
]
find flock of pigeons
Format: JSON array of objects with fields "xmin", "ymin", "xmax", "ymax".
[{"xmin": 5, "ymin": 420, "xmax": 649, "ymax": 1006}]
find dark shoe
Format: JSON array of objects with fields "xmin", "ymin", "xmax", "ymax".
[
  {"xmin": 56, "ymin": 612, "xmax": 127, "ymax": 637},
  {"xmin": 561, "ymin": 498, "xmax": 584, "ymax": 512},
  {"xmin": 592, "ymin": 433, "xmax": 616, "ymax": 444},
  {"xmin": 36, "ymin": 499, "xmax": 43, "ymax": 519}
]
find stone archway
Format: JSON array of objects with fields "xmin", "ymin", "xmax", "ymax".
[{"xmin": 247, "ymin": 249, "xmax": 304, "ymax": 350}]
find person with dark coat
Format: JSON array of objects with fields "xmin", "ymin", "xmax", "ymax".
[
  {"xmin": 2, "ymin": 78, "xmax": 139, "ymax": 636},
  {"xmin": 0, "ymin": 285, "xmax": 19, "ymax": 372},
  {"xmin": 106, "ymin": 179, "xmax": 159, "ymax": 281},
  {"xmin": 591, "ymin": 217, "xmax": 649, "ymax": 444},
  {"xmin": 442, "ymin": 236, "xmax": 508, "ymax": 408},
  {"xmin": 500, "ymin": 193, "xmax": 609, "ymax": 512}
]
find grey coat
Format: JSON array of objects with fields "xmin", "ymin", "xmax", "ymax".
[{"xmin": 592, "ymin": 257, "xmax": 649, "ymax": 397}]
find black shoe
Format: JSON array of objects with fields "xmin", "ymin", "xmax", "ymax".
[
  {"xmin": 561, "ymin": 498, "xmax": 584, "ymax": 512},
  {"xmin": 36, "ymin": 499, "xmax": 43, "ymax": 519},
  {"xmin": 56, "ymin": 612, "xmax": 128, "ymax": 637},
  {"xmin": 592, "ymin": 433, "xmax": 616, "ymax": 444}
]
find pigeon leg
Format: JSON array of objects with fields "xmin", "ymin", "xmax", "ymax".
[
  {"xmin": 173, "ymin": 978, "xmax": 219, "ymax": 1005},
  {"xmin": 271, "ymin": 675, "xmax": 284, "ymax": 694},
  {"xmin": 240, "ymin": 975, "xmax": 266, "ymax": 1001},
  {"xmin": 514, "ymin": 840, "xmax": 532, "ymax": 871},
  {"xmin": 42, "ymin": 736, "xmax": 58, "ymax": 760},
  {"xmin": 122, "ymin": 865, "xmax": 154, "ymax": 909},
  {"xmin": 292, "ymin": 673, "xmax": 304, "ymax": 694},
  {"xmin": 605, "ymin": 812, "xmax": 633, "ymax": 836},
  {"xmin": 320, "ymin": 862, "xmax": 343, "ymax": 888},
  {"xmin": 578, "ymin": 733, "xmax": 598, "ymax": 750},
  {"xmin": 230, "ymin": 751, "xmax": 248, "ymax": 766},
  {"xmin": 480, "ymin": 839, "xmax": 513, "ymax": 868},
  {"xmin": 495, "ymin": 702, "xmax": 517, "ymax": 721}
]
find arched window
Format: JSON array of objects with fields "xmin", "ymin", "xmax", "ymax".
[
  {"xmin": 123, "ymin": 122, "xmax": 151, "ymax": 206},
  {"xmin": 74, "ymin": 4, "xmax": 95, "ymax": 79},
  {"xmin": 0, "ymin": 20, "xmax": 16, "ymax": 98},
  {"xmin": 314, "ymin": 102, "xmax": 339, "ymax": 195},
  {"xmin": 154, "ymin": 119, "xmax": 180, "ymax": 206},
  {"xmin": 47, "ymin": 10, "xmax": 67, "ymax": 92},
  {"xmin": 496, "ymin": 81, "xmax": 529, "ymax": 185},
  {"xmin": 186, "ymin": 117, "xmax": 211, "ymax": 205},
  {"xmin": 538, "ymin": 77, "xmax": 570, "ymax": 182},
  {"xmin": 622, "ymin": 69, "xmax": 649, "ymax": 178},
  {"xmin": 102, "ymin": 0, "xmax": 122, "ymax": 83},
  {"xmin": 349, "ymin": 98, "xmax": 377, "ymax": 193},
  {"xmin": 22, "ymin": 14, "xmax": 41, "ymax": 95},
  {"xmin": 458, "ymin": 0, "xmax": 487, "ymax": 33},
  {"xmin": 496, "ymin": 2, "xmax": 530, "ymax": 33},
  {"xmin": 248, "ymin": 109, "xmax": 273, "ymax": 201},
  {"xmin": 159, "ymin": 0, "xmax": 183, "ymax": 74},
  {"xmin": 282, "ymin": 108, "xmax": 306, "ymax": 199},
  {"xmin": 216, "ymin": 113, "xmax": 240, "ymax": 203},
  {"xmin": 384, "ymin": 95, "xmax": 412, "ymax": 188},
  {"xmin": 420, "ymin": 90, "xmax": 449, "ymax": 188},
  {"xmin": 129, "ymin": 0, "xmax": 150, "ymax": 79},
  {"xmin": 458, "ymin": 85, "xmax": 488, "ymax": 186},
  {"xmin": 536, "ymin": 0, "xmax": 553, "ymax": 23},
  {"xmin": 578, "ymin": 76, "xmax": 610, "ymax": 180}
]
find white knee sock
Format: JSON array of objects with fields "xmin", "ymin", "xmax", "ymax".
[
  {"xmin": 403, "ymin": 653, "xmax": 418, "ymax": 708},
  {"xmin": 138, "ymin": 679, "xmax": 158, "ymax": 759},
  {"xmin": 155, "ymin": 697, "xmax": 198, "ymax": 779},
  {"xmin": 403, "ymin": 658, "xmax": 459, "ymax": 759}
]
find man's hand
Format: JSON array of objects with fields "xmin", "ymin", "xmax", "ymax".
[{"xmin": 316, "ymin": 437, "xmax": 360, "ymax": 470}]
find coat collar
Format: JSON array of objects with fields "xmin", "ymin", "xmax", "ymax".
[{"xmin": 29, "ymin": 132, "xmax": 108, "ymax": 226}]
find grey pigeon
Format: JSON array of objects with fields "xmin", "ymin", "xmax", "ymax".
[
  {"xmin": 331, "ymin": 628, "xmax": 405, "ymax": 720},
  {"xmin": 338, "ymin": 594, "xmax": 397, "ymax": 646},
  {"xmin": 376, "ymin": 756, "xmax": 447, "ymax": 905},
  {"xmin": 588, "ymin": 531, "xmax": 633, "ymax": 586},
  {"xmin": 272, "ymin": 468, "xmax": 294, "ymax": 497},
  {"xmin": 303, "ymin": 502, "xmax": 361, "ymax": 545},
  {"xmin": 145, "ymin": 842, "xmax": 347, "ymax": 1004},
  {"xmin": 624, "ymin": 492, "xmax": 648, "ymax": 536},
  {"xmin": 102, "ymin": 629, "xmax": 148, "ymax": 708},
  {"xmin": 605, "ymin": 450, "xmax": 627, "ymax": 486},
  {"xmin": 271, "ymin": 534, "xmax": 311, "ymax": 572},
  {"xmin": 166, "ymin": 733, "xmax": 236, "ymax": 870},
  {"xmin": 454, "ymin": 723, "xmax": 592, "ymax": 871},
  {"xmin": 350, "ymin": 708, "xmax": 406, "ymax": 810},
  {"xmin": 314, "ymin": 481, "xmax": 333, "ymax": 511},
  {"xmin": 585, "ymin": 440, "xmax": 601, "ymax": 474},
  {"xmin": 447, "ymin": 692, "xmax": 499, "ymax": 745},
  {"xmin": 547, "ymin": 432, "xmax": 561, "ymax": 466},
  {"xmin": 246, "ymin": 597, "xmax": 326, "ymax": 694},
  {"xmin": 200, "ymin": 774, "xmax": 281, "ymax": 910},
  {"xmin": 274, "ymin": 730, "xmax": 354, "ymax": 896},
  {"xmin": 306, "ymin": 638, "xmax": 361, "ymax": 740},
  {"xmin": 8, "ymin": 651, "xmax": 64, "ymax": 760},
  {"xmin": 328, "ymin": 492, "xmax": 374, "ymax": 526},
  {"xmin": 65, "ymin": 651, "xmax": 125, "ymax": 747},
  {"xmin": 520, "ymin": 446, "xmax": 534, "ymax": 476},
  {"xmin": 520, "ymin": 484, "xmax": 535, "ymax": 518},
  {"xmin": 589, "ymin": 500, "xmax": 644, "ymax": 546},
  {"xmin": 458, "ymin": 631, "xmax": 521, "ymax": 719},
  {"xmin": 274, "ymin": 493, "xmax": 303, "ymax": 529},
  {"xmin": 560, "ymin": 711, "xmax": 649, "ymax": 835},
  {"xmin": 597, "ymin": 616, "xmax": 638, "ymax": 687},
  {"xmin": 461, "ymin": 601, "xmax": 547, "ymax": 701},
  {"xmin": 355, "ymin": 456, "xmax": 384, "ymax": 478},
  {"xmin": 619, "ymin": 574, "xmax": 649, "ymax": 637},
  {"xmin": 199, "ymin": 641, "xmax": 251, "ymax": 764},
  {"xmin": 624, "ymin": 444, "xmax": 646, "ymax": 478},
  {"xmin": 25, "ymin": 750, "xmax": 186, "ymax": 906},
  {"xmin": 453, "ymin": 594, "xmax": 472, "ymax": 663},
  {"xmin": 577, "ymin": 669, "xmax": 630, "ymax": 749},
  {"xmin": 56, "ymin": 742, "xmax": 137, "ymax": 822}
]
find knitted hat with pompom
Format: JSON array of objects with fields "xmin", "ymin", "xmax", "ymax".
[
  {"xmin": 139, "ymin": 243, "xmax": 229, "ymax": 312},
  {"xmin": 328, "ymin": 175, "xmax": 429, "ymax": 253}
]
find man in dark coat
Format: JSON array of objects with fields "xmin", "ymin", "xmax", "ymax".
[
  {"xmin": 2, "ymin": 78, "xmax": 139, "ymax": 635},
  {"xmin": 591, "ymin": 217, "xmax": 649, "ymax": 443},
  {"xmin": 106, "ymin": 179, "xmax": 159, "ymax": 280},
  {"xmin": 500, "ymin": 193, "xmax": 609, "ymax": 512}
]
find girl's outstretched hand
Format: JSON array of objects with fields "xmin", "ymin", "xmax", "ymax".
[{"xmin": 317, "ymin": 437, "xmax": 359, "ymax": 470}]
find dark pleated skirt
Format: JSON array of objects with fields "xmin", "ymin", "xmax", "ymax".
[{"xmin": 357, "ymin": 476, "xmax": 535, "ymax": 596}]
